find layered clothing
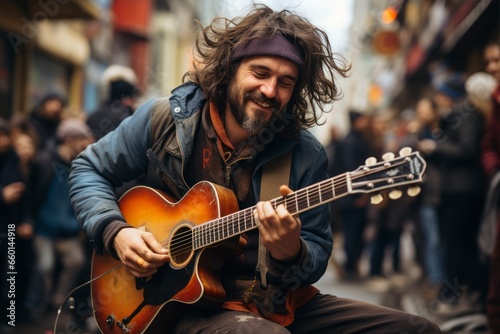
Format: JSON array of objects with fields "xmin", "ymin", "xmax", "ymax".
[{"xmin": 69, "ymin": 83, "xmax": 333, "ymax": 324}]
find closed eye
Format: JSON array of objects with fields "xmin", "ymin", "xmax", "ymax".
[
  {"xmin": 254, "ymin": 71, "xmax": 268, "ymax": 79},
  {"xmin": 279, "ymin": 79, "xmax": 294, "ymax": 88}
]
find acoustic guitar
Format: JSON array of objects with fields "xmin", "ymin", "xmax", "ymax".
[{"xmin": 90, "ymin": 148, "xmax": 426, "ymax": 333}]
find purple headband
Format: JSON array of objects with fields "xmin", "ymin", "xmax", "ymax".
[{"xmin": 232, "ymin": 33, "xmax": 304, "ymax": 67}]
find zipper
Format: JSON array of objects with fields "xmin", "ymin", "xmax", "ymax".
[
  {"xmin": 224, "ymin": 156, "xmax": 253, "ymax": 187},
  {"xmin": 175, "ymin": 128, "xmax": 189, "ymax": 190},
  {"xmin": 225, "ymin": 164, "xmax": 232, "ymax": 185}
]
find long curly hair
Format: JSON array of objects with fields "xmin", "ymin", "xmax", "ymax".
[{"xmin": 184, "ymin": 4, "xmax": 351, "ymax": 135}]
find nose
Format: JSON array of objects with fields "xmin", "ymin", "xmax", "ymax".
[
  {"xmin": 260, "ymin": 78, "xmax": 277, "ymax": 99},
  {"xmin": 486, "ymin": 61, "xmax": 498, "ymax": 75},
  {"xmin": 486, "ymin": 61, "xmax": 493, "ymax": 74}
]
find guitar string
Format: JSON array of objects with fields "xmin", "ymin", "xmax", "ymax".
[
  {"xmin": 164, "ymin": 162, "xmax": 415, "ymax": 256},
  {"xmin": 163, "ymin": 159, "xmax": 416, "ymax": 256},
  {"xmin": 166, "ymin": 173, "xmax": 412, "ymax": 256},
  {"xmin": 163, "ymin": 171, "xmax": 352, "ymax": 254},
  {"xmin": 164, "ymin": 169, "xmax": 413, "ymax": 256},
  {"xmin": 164, "ymin": 157, "xmax": 413, "ymax": 251}
]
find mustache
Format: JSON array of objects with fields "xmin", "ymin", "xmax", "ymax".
[{"xmin": 244, "ymin": 91, "xmax": 280, "ymax": 110}]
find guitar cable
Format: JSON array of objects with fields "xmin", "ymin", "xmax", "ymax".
[{"xmin": 53, "ymin": 263, "xmax": 122, "ymax": 334}]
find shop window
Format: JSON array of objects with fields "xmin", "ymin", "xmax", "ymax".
[{"xmin": 27, "ymin": 51, "xmax": 71, "ymax": 111}]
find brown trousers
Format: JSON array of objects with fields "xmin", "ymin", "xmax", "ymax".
[{"xmin": 173, "ymin": 293, "xmax": 442, "ymax": 334}]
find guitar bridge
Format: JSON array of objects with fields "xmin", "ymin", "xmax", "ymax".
[{"xmin": 116, "ymin": 320, "xmax": 131, "ymax": 333}]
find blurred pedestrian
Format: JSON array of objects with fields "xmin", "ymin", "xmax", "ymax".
[
  {"xmin": 8, "ymin": 117, "xmax": 40, "ymax": 322},
  {"xmin": 408, "ymin": 97, "xmax": 445, "ymax": 301},
  {"xmin": 28, "ymin": 93, "xmax": 66, "ymax": 151},
  {"xmin": 419, "ymin": 72, "xmax": 487, "ymax": 313},
  {"xmin": 0, "ymin": 118, "xmax": 26, "ymax": 329},
  {"xmin": 86, "ymin": 65, "xmax": 141, "ymax": 198},
  {"xmin": 86, "ymin": 64, "xmax": 140, "ymax": 141},
  {"xmin": 481, "ymin": 39, "xmax": 500, "ymax": 332},
  {"xmin": 336, "ymin": 110, "xmax": 372, "ymax": 279},
  {"xmin": 367, "ymin": 113, "xmax": 408, "ymax": 284},
  {"xmin": 0, "ymin": 118, "xmax": 25, "ymax": 228},
  {"xmin": 28, "ymin": 118, "xmax": 93, "ymax": 318}
]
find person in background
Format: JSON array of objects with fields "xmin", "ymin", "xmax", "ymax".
[
  {"xmin": 28, "ymin": 93, "xmax": 66, "ymax": 151},
  {"xmin": 86, "ymin": 64, "xmax": 140, "ymax": 142},
  {"xmin": 86, "ymin": 65, "xmax": 141, "ymax": 198},
  {"xmin": 366, "ymin": 112, "xmax": 410, "ymax": 290},
  {"xmin": 0, "ymin": 118, "xmax": 26, "ymax": 329},
  {"xmin": 335, "ymin": 110, "xmax": 372, "ymax": 280},
  {"xmin": 0, "ymin": 118, "xmax": 25, "ymax": 229},
  {"xmin": 465, "ymin": 72, "xmax": 497, "ymax": 123},
  {"xmin": 419, "ymin": 73, "xmax": 487, "ymax": 314},
  {"xmin": 408, "ymin": 97, "xmax": 445, "ymax": 301},
  {"xmin": 29, "ymin": 118, "xmax": 93, "ymax": 319},
  {"xmin": 8, "ymin": 117, "xmax": 40, "ymax": 321},
  {"xmin": 481, "ymin": 39, "xmax": 500, "ymax": 332}
]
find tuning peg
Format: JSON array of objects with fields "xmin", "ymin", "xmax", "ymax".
[
  {"xmin": 407, "ymin": 186, "xmax": 421, "ymax": 197},
  {"xmin": 365, "ymin": 157, "xmax": 377, "ymax": 166},
  {"xmin": 370, "ymin": 193, "xmax": 383, "ymax": 205},
  {"xmin": 388, "ymin": 189, "xmax": 403, "ymax": 200},
  {"xmin": 399, "ymin": 147, "xmax": 412, "ymax": 157},
  {"xmin": 382, "ymin": 152, "xmax": 395, "ymax": 161}
]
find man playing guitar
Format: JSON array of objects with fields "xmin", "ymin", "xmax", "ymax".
[{"xmin": 69, "ymin": 4, "xmax": 440, "ymax": 334}]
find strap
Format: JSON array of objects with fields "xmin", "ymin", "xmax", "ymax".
[{"xmin": 257, "ymin": 150, "xmax": 293, "ymax": 289}]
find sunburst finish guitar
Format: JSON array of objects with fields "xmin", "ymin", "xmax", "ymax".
[{"xmin": 90, "ymin": 148, "xmax": 426, "ymax": 334}]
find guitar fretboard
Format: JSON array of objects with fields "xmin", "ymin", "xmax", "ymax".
[{"xmin": 192, "ymin": 173, "xmax": 350, "ymax": 250}]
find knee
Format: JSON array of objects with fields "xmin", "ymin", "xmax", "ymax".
[
  {"xmin": 403, "ymin": 315, "xmax": 442, "ymax": 334},
  {"xmin": 71, "ymin": 251, "xmax": 86, "ymax": 269},
  {"xmin": 36, "ymin": 255, "xmax": 54, "ymax": 274},
  {"xmin": 423, "ymin": 322, "xmax": 442, "ymax": 334},
  {"xmin": 232, "ymin": 318, "xmax": 290, "ymax": 334},
  {"xmin": 63, "ymin": 248, "xmax": 86, "ymax": 270}
]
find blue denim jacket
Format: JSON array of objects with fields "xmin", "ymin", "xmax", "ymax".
[{"xmin": 68, "ymin": 83, "xmax": 332, "ymax": 286}]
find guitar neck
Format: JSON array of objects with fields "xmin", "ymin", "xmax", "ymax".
[
  {"xmin": 192, "ymin": 173, "xmax": 350, "ymax": 250},
  {"xmin": 192, "ymin": 150, "xmax": 426, "ymax": 250}
]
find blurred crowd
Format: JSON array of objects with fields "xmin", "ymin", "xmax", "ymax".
[
  {"xmin": 326, "ymin": 41, "xmax": 500, "ymax": 331},
  {"xmin": 1, "ymin": 40, "xmax": 500, "ymax": 334},
  {"xmin": 0, "ymin": 65, "xmax": 140, "ymax": 332}
]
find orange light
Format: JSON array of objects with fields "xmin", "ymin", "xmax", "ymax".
[
  {"xmin": 381, "ymin": 7, "xmax": 398, "ymax": 24},
  {"xmin": 368, "ymin": 84, "xmax": 383, "ymax": 106}
]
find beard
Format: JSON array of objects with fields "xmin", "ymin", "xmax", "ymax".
[{"xmin": 227, "ymin": 87, "xmax": 281, "ymax": 136}]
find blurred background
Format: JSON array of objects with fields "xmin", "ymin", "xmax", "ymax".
[
  {"xmin": 1, "ymin": 0, "xmax": 500, "ymax": 333},
  {"xmin": 0, "ymin": 0, "xmax": 498, "ymax": 141}
]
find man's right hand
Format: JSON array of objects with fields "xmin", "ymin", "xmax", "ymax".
[{"xmin": 113, "ymin": 228, "xmax": 170, "ymax": 278}]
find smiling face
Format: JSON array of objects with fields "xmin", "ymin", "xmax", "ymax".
[
  {"xmin": 226, "ymin": 56, "xmax": 299, "ymax": 137},
  {"xmin": 485, "ymin": 44, "xmax": 500, "ymax": 82}
]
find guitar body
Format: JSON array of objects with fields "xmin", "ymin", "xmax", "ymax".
[{"xmin": 91, "ymin": 182, "xmax": 240, "ymax": 334}]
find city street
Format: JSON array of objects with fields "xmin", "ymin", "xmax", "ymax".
[{"xmin": 1, "ymin": 1, "xmax": 499, "ymax": 333}]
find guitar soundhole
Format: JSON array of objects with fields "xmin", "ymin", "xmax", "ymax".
[{"xmin": 169, "ymin": 225, "xmax": 193, "ymax": 267}]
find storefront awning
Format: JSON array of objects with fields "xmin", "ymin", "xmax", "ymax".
[
  {"xmin": 441, "ymin": 0, "xmax": 492, "ymax": 53},
  {"xmin": 14, "ymin": 0, "xmax": 100, "ymax": 20}
]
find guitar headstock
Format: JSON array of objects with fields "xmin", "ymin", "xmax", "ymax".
[{"xmin": 349, "ymin": 147, "xmax": 426, "ymax": 204}]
